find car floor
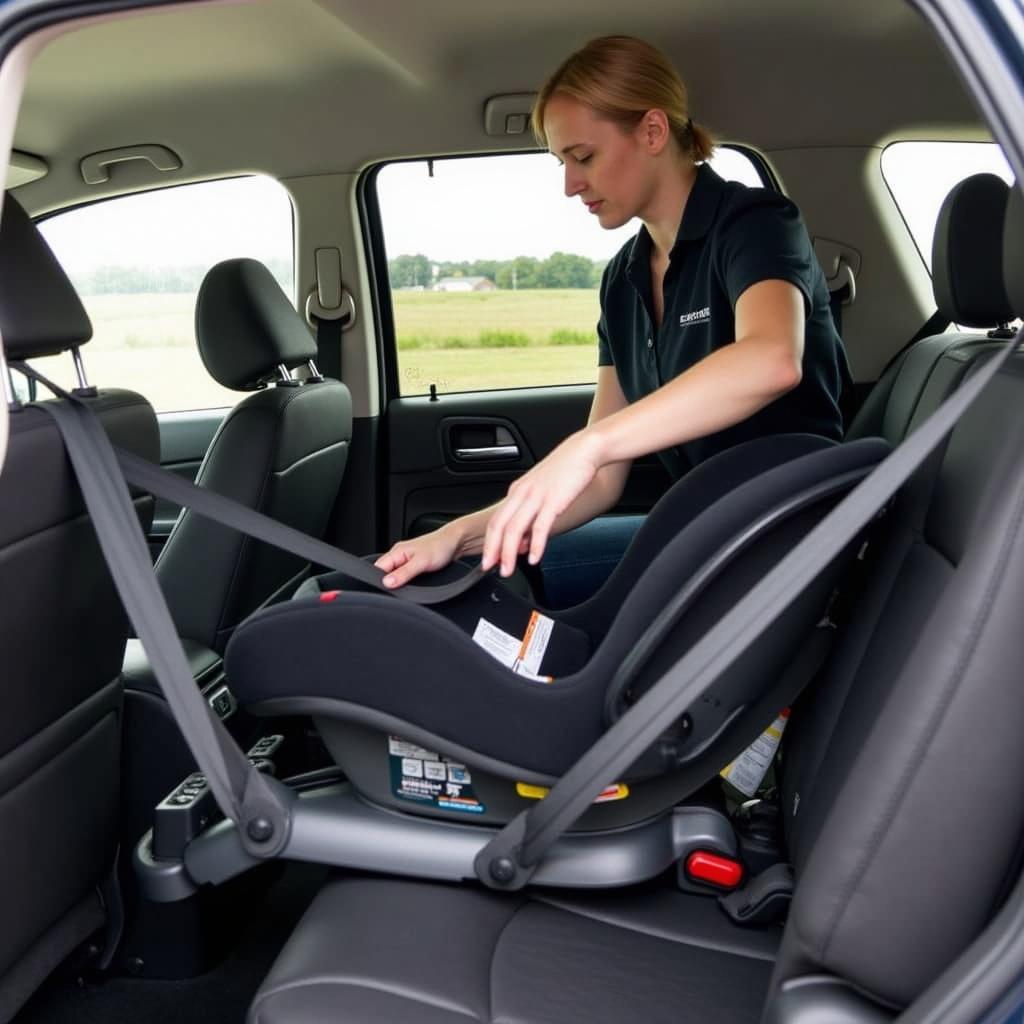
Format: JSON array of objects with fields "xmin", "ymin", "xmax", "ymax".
[{"xmin": 16, "ymin": 864, "xmax": 329, "ymax": 1024}]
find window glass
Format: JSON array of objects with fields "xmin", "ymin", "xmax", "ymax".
[
  {"xmin": 376, "ymin": 147, "xmax": 770, "ymax": 396},
  {"xmin": 36, "ymin": 176, "xmax": 294, "ymax": 412},
  {"xmin": 881, "ymin": 141, "xmax": 1014, "ymax": 273}
]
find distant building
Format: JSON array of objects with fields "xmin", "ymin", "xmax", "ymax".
[{"xmin": 434, "ymin": 276, "xmax": 496, "ymax": 293}]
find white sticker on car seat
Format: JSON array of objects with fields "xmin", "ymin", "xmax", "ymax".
[
  {"xmin": 472, "ymin": 618, "xmax": 521, "ymax": 668},
  {"xmin": 472, "ymin": 613, "xmax": 555, "ymax": 683},
  {"xmin": 720, "ymin": 708, "xmax": 791, "ymax": 798}
]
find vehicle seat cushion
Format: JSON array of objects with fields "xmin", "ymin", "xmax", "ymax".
[
  {"xmin": 195, "ymin": 257, "xmax": 318, "ymax": 390},
  {"xmin": 247, "ymin": 878, "xmax": 778, "ymax": 1024}
]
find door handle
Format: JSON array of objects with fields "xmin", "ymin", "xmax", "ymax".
[{"xmin": 454, "ymin": 444, "xmax": 521, "ymax": 461}]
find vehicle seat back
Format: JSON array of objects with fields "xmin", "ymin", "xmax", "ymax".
[
  {"xmin": 155, "ymin": 258, "xmax": 353, "ymax": 652},
  {"xmin": 847, "ymin": 172, "xmax": 1014, "ymax": 445},
  {"xmin": 766, "ymin": 186, "xmax": 1024, "ymax": 1013},
  {"xmin": 0, "ymin": 193, "xmax": 158, "ymax": 1019}
]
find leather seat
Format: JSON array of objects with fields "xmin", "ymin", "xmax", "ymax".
[
  {"xmin": 155, "ymin": 257, "xmax": 353, "ymax": 653},
  {"xmin": 245, "ymin": 192, "xmax": 1024, "ymax": 1023},
  {"xmin": 848, "ymin": 171, "xmax": 1014, "ymax": 445},
  {"xmin": 0, "ymin": 194, "xmax": 158, "ymax": 1020}
]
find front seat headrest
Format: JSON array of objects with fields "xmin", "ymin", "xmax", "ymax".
[
  {"xmin": 0, "ymin": 193, "xmax": 92, "ymax": 360},
  {"xmin": 1002, "ymin": 186, "xmax": 1024, "ymax": 316},
  {"xmin": 933, "ymin": 172, "xmax": 1014, "ymax": 327},
  {"xmin": 195, "ymin": 258, "xmax": 317, "ymax": 391}
]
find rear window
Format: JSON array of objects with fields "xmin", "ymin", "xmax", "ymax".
[
  {"xmin": 881, "ymin": 141, "xmax": 1013, "ymax": 273},
  {"xmin": 375, "ymin": 147, "xmax": 770, "ymax": 397}
]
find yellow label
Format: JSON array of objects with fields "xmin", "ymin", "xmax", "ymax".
[{"xmin": 516, "ymin": 781, "xmax": 630, "ymax": 803}]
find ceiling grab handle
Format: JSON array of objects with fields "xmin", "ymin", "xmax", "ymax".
[{"xmin": 80, "ymin": 145, "xmax": 182, "ymax": 185}]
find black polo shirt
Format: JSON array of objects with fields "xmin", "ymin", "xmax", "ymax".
[{"xmin": 597, "ymin": 163, "xmax": 851, "ymax": 480}]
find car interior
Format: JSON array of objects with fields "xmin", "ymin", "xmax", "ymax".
[{"xmin": 3, "ymin": 0, "xmax": 1024, "ymax": 1021}]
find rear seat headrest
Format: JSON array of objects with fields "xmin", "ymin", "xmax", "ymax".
[
  {"xmin": 932, "ymin": 172, "xmax": 1014, "ymax": 327},
  {"xmin": 1003, "ymin": 186, "xmax": 1024, "ymax": 315},
  {"xmin": 195, "ymin": 258, "xmax": 317, "ymax": 391},
  {"xmin": 0, "ymin": 192, "xmax": 92, "ymax": 360}
]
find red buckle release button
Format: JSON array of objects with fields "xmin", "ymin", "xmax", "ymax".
[
  {"xmin": 685, "ymin": 851, "xmax": 744, "ymax": 889},
  {"xmin": 319, "ymin": 590, "xmax": 342, "ymax": 603}
]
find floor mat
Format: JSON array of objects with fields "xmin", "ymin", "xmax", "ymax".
[{"xmin": 16, "ymin": 864, "xmax": 329, "ymax": 1024}]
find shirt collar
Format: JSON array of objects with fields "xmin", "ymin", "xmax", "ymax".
[{"xmin": 626, "ymin": 162, "xmax": 729, "ymax": 277}]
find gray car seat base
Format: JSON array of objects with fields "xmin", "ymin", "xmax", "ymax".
[{"xmin": 135, "ymin": 780, "xmax": 736, "ymax": 902}]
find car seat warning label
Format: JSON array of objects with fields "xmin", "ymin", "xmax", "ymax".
[
  {"xmin": 388, "ymin": 736, "xmax": 485, "ymax": 814},
  {"xmin": 472, "ymin": 610, "xmax": 554, "ymax": 682}
]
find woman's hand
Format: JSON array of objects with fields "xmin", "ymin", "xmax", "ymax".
[
  {"xmin": 482, "ymin": 430, "xmax": 604, "ymax": 577},
  {"xmin": 374, "ymin": 523, "xmax": 462, "ymax": 589}
]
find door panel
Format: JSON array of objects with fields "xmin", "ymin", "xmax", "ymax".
[
  {"xmin": 151, "ymin": 408, "xmax": 227, "ymax": 555},
  {"xmin": 385, "ymin": 386, "xmax": 670, "ymax": 544}
]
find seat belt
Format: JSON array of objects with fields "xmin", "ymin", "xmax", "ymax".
[
  {"xmin": 474, "ymin": 331, "xmax": 1022, "ymax": 891},
  {"xmin": 15, "ymin": 362, "xmax": 485, "ymax": 607}
]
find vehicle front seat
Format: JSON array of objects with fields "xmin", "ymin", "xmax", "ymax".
[
  {"xmin": 847, "ymin": 171, "xmax": 1015, "ymax": 445},
  {"xmin": 0, "ymin": 193, "xmax": 158, "ymax": 1020},
  {"xmin": 155, "ymin": 258, "xmax": 352, "ymax": 653}
]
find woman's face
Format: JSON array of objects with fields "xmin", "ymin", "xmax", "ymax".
[{"xmin": 543, "ymin": 93, "xmax": 658, "ymax": 230}]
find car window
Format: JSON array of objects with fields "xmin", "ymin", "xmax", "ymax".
[
  {"xmin": 34, "ymin": 176, "xmax": 294, "ymax": 412},
  {"xmin": 375, "ymin": 147, "xmax": 770, "ymax": 397},
  {"xmin": 881, "ymin": 141, "xmax": 1014, "ymax": 273}
]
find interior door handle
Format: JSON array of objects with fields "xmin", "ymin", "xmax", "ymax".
[{"xmin": 454, "ymin": 444, "xmax": 520, "ymax": 461}]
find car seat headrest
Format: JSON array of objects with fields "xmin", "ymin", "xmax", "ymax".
[
  {"xmin": 932, "ymin": 172, "xmax": 1014, "ymax": 327},
  {"xmin": 1002, "ymin": 186, "xmax": 1024, "ymax": 316},
  {"xmin": 0, "ymin": 192, "xmax": 92, "ymax": 361},
  {"xmin": 195, "ymin": 258, "xmax": 317, "ymax": 391}
]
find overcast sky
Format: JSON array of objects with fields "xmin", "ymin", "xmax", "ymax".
[{"xmin": 38, "ymin": 143, "xmax": 1012, "ymax": 279}]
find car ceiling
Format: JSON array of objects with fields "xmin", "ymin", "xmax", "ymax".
[{"xmin": 10, "ymin": 0, "xmax": 983, "ymax": 212}]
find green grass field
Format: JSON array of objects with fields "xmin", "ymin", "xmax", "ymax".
[{"xmin": 26, "ymin": 289, "xmax": 599, "ymax": 411}]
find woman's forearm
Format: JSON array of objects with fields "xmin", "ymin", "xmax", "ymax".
[{"xmin": 587, "ymin": 336, "xmax": 801, "ymax": 467}]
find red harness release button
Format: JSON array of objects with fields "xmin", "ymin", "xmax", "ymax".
[
  {"xmin": 685, "ymin": 851, "xmax": 744, "ymax": 889},
  {"xmin": 319, "ymin": 590, "xmax": 342, "ymax": 603}
]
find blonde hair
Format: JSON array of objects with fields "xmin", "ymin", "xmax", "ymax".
[{"xmin": 532, "ymin": 35, "xmax": 714, "ymax": 163}]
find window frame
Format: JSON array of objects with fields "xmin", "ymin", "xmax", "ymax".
[{"xmin": 361, "ymin": 145, "xmax": 779, "ymax": 403}]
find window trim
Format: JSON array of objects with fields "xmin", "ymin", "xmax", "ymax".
[{"xmin": 360, "ymin": 145, "xmax": 777, "ymax": 403}]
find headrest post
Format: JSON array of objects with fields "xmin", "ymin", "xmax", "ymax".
[
  {"xmin": 276, "ymin": 363, "xmax": 293, "ymax": 384},
  {"xmin": 71, "ymin": 346, "xmax": 90, "ymax": 390},
  {"xmin": 2, "ymin": 361, "xmax": 22, "ymax": 412},
  {"xmin": 306, "ymin": 359, "xmax": 325, "ymax": 383}
]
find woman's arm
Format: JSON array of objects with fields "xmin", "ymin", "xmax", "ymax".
[
  {"xmin": 482, "ymin": 278, "xmax": 805, "ymax": 575},
  {"xmin": 375, "ymin": 365, "xmax": 630, "ymax": 587}
]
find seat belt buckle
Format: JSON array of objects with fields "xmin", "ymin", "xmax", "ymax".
[{"xmin": 718, "ymin": 861, "xmax": 794, "ymax": 926}]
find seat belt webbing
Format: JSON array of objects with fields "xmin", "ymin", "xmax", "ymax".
[
  {"xmin": 474, "ymin": 331, "xmax": 1022, "ymax": 890},
  {"xmin": 29, "ymin": 395, "xmax": 291, "ymax": 858}
]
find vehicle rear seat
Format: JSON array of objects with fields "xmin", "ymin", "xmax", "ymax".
[
  {"xmin": 245, "ymin": 191, "xmax": 1024, "ymax": 1023},
  {"xmin": 847, "ymin": 171, "xmax": 1014, "ymax": 445}
]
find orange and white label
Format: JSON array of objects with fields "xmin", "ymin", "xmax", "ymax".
[{"xmin": 472, "ymin": 612, "xmax": 554, "ymax": 683}]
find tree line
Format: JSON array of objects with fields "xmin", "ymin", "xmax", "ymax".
[
  {"xmin": 72, "ymin": 258, "xmax": 292, "ymax": 296},
  {"xmin": 389, "ymin": 253, "xmax": 608, "ymax": 290}
]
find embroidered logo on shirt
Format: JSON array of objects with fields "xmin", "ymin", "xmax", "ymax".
[{"xmin": 679, "ymin": 307, "xmax": 711, "ymax": 327}]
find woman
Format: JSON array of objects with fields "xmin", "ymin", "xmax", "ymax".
[{"xmin": 377, "ymin": 35, "xmax": 850, "ymax": 595}]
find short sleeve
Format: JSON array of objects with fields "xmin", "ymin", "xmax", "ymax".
[
  {"xmin": 596, "ymin": 261, "xmax": 615, "ymax": 366},
  {"xmin": 716, "ymin": 197, "xmax": 815, "ymax": 317}
]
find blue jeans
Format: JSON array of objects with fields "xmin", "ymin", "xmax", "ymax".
[{"xmin": 538, "ymin": 515, "xmax": 645, "ymax": 609}]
